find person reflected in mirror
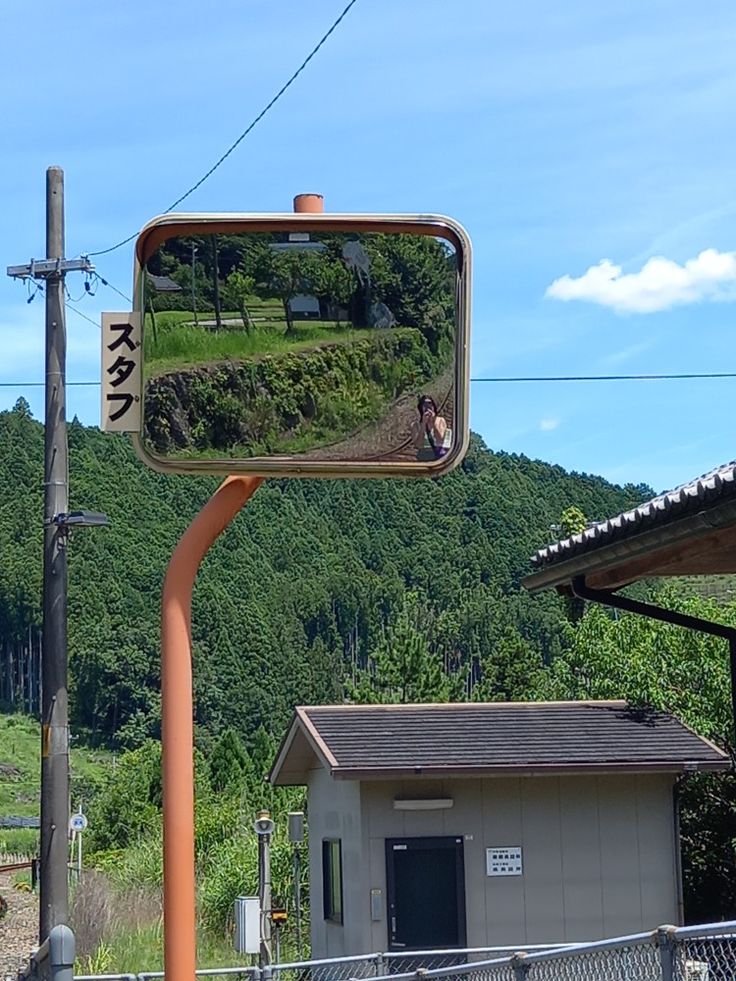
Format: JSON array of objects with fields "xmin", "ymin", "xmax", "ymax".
[{"xmin": 412, "ymin": 395, "xmax": 451, "ymax": 461}]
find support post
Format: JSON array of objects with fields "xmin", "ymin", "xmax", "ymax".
[
  {"xmin": 510, "ymin": 952, "xmax": 529, "ymax": 981},
  {"xmin": 161, "ymin": 476, "xmax": 262, "ymax": 981},
  {"xmin": 48, "ymin": 923, "xmax": 75, "ymax": 981},
  {"xmin": 258, "ymin": 824, "xmax": 272, "ymax": 967},
  {"xmin": 191, "ymin": 242, "xmax": 199, "ymax": 326},
  {"xmin": 656, "ymin": 925, "xmax": 677, "ymax": 981},
  {"xmin": 729, "ymin": 637, "xmax": 736, "ymax": 749},
  {"xmin": 211, "ymin": 234, "xmax": 222, "ymax": 330},
  {"xmin": 293, "ymin": 844, "xmax": 302, "ymax": 957},
  {"xmin": 160, "ymin": 192, "xmax": 321, "ymax": 981},
  {"xmin": 40, "ymin": 165, "xmax": 70, "ymax": 942}
]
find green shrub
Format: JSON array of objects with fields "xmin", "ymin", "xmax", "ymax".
[{"xmin": 144, "ymin": 328, "xmax": 444, "ymax": 457}]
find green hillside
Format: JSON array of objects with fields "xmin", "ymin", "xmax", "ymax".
[
  {"xmin": 1, "ymin": 401, "xmax": 734, "ymax": 940},
  {"xmin": 0, "ymin": 713, "xmax": 111, "ymax": 854},
  {"xmin": 0, "ymin": 399, "xmax": 647, "ymax": 750}
]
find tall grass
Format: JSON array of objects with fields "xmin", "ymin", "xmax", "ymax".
[
  {"xmin": 145, "ymin": 313, "xmax": 355, "ymax": 376},
  {"xmin": 95, "ymin": 920, "xmax": 261, "ymax": 972}
]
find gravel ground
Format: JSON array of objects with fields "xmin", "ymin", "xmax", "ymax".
[
  {"xmin": 0, "ymin": 872, "xmax": 37, "ymax": 977},
  {"xmin": 300, "ymin": 368, "xmax": 455, "ymax": 463}
]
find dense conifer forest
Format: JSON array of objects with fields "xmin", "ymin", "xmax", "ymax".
[{"xmin": 0, "ymin": 398, "xmax": 645, "ymax": 747}]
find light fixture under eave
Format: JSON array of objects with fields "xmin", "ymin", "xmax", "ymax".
[{"xmin": 393, "ymin": 798, "xmax": 454, "ymax": 811}]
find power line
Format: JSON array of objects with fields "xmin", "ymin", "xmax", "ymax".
[
  {"xmin": 86, "ymin": 0, "xmax": 361, "ymax": 258},
  {"xmin": 93, "ymin": 273, "xmax": 132, "ymax": 304},
  {"xmin": 3, "ymin": 372, "xmax": 734, "ymax": 391},
  {"xmin": 0, "ymin": 381, "xmax": 99, "ymax": 388},
  {"xmin": 471, "ymin": 372, "xmax": 736, "ymax": 382},
  {"xmin": 66, "ymin": 304, "xmax": 100, "ymax": 328}
]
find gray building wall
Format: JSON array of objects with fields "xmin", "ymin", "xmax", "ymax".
[
  {"xmin": 306, "ymin": 764, "xmax": 370, "ymax": 958},
  {"xmin": 308, "ymin": 769, "xmax": 680, "ymax": 958}
]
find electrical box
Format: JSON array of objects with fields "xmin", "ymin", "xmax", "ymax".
[
  {"xmin": 234, "ymin": 896, "xmax": 260, "ymax": 954},
  {"xmin": 288, "ymin": 811, "xmax": 305, "ymax": 844}
]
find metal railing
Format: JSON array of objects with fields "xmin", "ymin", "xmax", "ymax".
[
  {"xmin": 367, "ymin": 923, "xmax": 736, "ymax": 981},
  {"xmin": 18, "ymin": 921, "xmax": 736, "ymax": 981},
  {"xmin": 266, "ymin": 946, "xmax": 576, "ymax": 981}
]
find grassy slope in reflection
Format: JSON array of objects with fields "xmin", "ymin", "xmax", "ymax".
[{"xmin": 142, "ymin": 231, "xmax": 457, "ymax": 462}]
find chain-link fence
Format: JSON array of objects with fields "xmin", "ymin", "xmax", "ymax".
[
  {"xmin": 362, "ymin": 923, "xmax": 736, "ymax": 981},
  {"xmin": 265, "ymin": 946, "xmax": 574, "ymax": 981},
  {"xmin": 21, "ymin": 920, "xmax": 736, "ymax": 981}
]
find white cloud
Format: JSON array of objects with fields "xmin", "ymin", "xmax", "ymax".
[
  {"xmin": 545, "ymin": 248, "xmax": 736, "ymax": 313},
  {"xmin": 539, "ymin": 417, "xmax": 560, "ymax": 432}
]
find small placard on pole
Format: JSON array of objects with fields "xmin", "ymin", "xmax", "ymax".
[{"xmin": 101, "ymin": 312, "xmax": 142, "ymax": 433}]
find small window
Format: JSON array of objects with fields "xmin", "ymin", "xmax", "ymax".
[{"xmin": 322, "ymin": 839, "xmax": 343, "ymax": 923}]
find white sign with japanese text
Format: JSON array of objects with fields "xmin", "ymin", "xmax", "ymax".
[
  {"xmin": 101, "ymin": 312, "xmax": 142, "ymax": 432},
  {"xmin": 69, "ymin": 812, "xmax": 88, "ymax": 833},
  {"xmin": 486, "ymin": 846, "xmax": 523, "ymax": 876}
]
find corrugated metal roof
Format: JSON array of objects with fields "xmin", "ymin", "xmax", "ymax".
[
  {"xmin": 292, "ymin": 702, "xmax": 728, "ymax": 774},
  {"xmin": 531, "ymin": 460, "xmax": 736, "ymax": 570}
]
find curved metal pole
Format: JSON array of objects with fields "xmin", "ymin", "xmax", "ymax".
[{"xmin": 161, "ymin": 475, "xmax": 262, "ymax": 981}]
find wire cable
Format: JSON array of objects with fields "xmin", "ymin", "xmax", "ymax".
[
  {"xmin": 66, "ymin": 304, "xmax": 101, "ymax": 329},
  {"xmin": 93, "ymin": 273, "xmax": 132, "ymax": 304},
  {"xmin": 470, "ymin": 372, "xmax": 736, "ymax": 382},
  {"xmin": 65, "ymin": 283, "xmax": 88, "ymax": 304},
  {"xmin": 86, "ymin": 0, "xmax": 361, "ymax": 258},
  {"xmin": 4, "ymin": 372, "xmax": 735, "ymax": 391},
  {"xmin": 0, "ymin": 381, "xmax": 99, "ymax": 388}
]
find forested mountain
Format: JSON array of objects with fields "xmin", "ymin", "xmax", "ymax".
[
  {"xmin": 0, "ymin": 398, "xmax": 647, "ymax": 750},
  {"xmin": 4, "ymin": 400, "xmax": 736, "ymax": 928}
]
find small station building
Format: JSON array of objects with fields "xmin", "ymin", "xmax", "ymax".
[{"xmin": 269, "ymin": 701, "xmax": 728, "ymax": 958}]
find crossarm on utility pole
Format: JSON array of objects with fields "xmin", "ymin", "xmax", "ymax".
[{"xmin": 161, "ymin": 475, "xmax": 262, "ymax": 981}]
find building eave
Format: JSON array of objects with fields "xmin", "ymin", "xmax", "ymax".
[
  {"xmin": 268, "ymin": 706, "xmax": 340, "ymax": 786},
  {"xmin": 328, "ymin": 760, "xmax": 730, "ymax": 781},
  {"xmin": 524, "ymin": 499, "xmax": 736, "ymax": 595}
]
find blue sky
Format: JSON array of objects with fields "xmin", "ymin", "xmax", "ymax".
[{"xmin": 2, "ymin": 0, "xmax": 736, "ymax": 493}]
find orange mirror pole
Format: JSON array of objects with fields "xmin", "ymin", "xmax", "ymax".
[
  {"xmin": 161, "ymin": 475, "xmax": 261, "ymax": 981},
  {"xmin": 161, "ymin": 193, "xmax": 323, "ymax": 981}
]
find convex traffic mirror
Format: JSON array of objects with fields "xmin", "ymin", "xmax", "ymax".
[{"xmin": 103, "ymin": 213, "xmax": 471, "ymax": 477}]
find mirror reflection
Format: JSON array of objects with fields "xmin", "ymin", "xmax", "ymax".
[{"xmin": 141, "ymin": 228, "xmax": 460, "ymax": 465}]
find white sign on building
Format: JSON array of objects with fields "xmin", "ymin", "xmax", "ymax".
[{"xmin": 486, "ymin": 846, "xmax": 523, "ymax": 877}]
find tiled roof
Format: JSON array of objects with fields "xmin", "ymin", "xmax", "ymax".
[
  {"xmin": 531, "ymin": 460, "xmax": 736, "ymax": 570},
  {"xmin": 147, "ymin": 273, "xmax": 182, "ymax": 292},
  {"xmin": 278, "ymin": 702, "xmax": 728, "ymax": 777}
]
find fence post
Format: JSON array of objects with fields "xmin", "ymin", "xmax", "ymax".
[
  {"xmin": 656, "ymin": 926, "xmax": 677, "ymax": 981},
  {"xmin": 375, "ymin": 954, "xmax": 387, "ymax": 977},
  {"xmin": 511, "ymin": 952, "xmax": 529, "ymax": 981},
  {"xmin": 48, "ymin": 925, "xmax": 75, "ymax": 981},
  {"xmin": 262, "ymin": 963, "xmax": 273, "ymax": 981}
]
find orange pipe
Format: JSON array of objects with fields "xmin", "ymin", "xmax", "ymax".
[
  {"xmin": 293, "ymin": 193, "xmax": 324, "ymax": 213},
  {"xmin": 161, "ymin": 475, "xmax": 262, "ymax": 981}
]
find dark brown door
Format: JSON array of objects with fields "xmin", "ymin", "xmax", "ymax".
[{"xmin": 386, "ymin": 836, "xmax": 467, "ymax": 950}]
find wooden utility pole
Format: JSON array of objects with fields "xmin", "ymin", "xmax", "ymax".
[
  {"xmin": 191, "ymin": 242, "xmax": 199, "ymax": 326},
  {"xmin": 40, "ymin": 166, "xmax": 70, "ymax": 940},
  {"xmin": 211, "ymin": 235, "xmax": 222, "ymax": 330},
  {"xmin": 6, "ymin": 167, "xmax": 98, "ymax": 943}
]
